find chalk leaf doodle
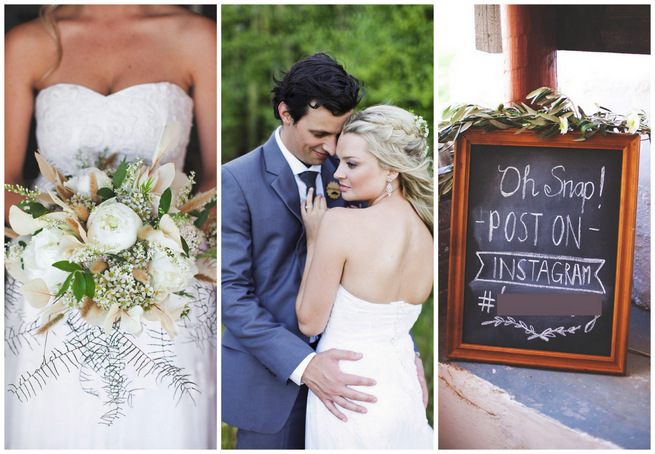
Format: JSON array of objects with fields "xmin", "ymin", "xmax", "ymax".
[{"xmin": 482, "ymin": 314, "xmax": 601, "ymax": 342}]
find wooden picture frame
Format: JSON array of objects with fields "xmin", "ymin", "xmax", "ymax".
[{"xmin": 446, "ymin": 129, "xmax": 640, "ymax": 374}]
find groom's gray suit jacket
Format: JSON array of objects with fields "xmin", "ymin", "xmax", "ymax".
[{"xmin": 221, "ymin": 132, "xmax": 346, "ymax": 433}]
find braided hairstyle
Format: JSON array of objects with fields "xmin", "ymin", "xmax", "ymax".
[{"xmin": 342, "ymin": 105, "xmax": 433, "ymax": 234}]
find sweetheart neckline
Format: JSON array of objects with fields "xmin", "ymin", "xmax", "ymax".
[{"xmin": 36, "ymin": 81, "xmax": 191, "ymax": 101}]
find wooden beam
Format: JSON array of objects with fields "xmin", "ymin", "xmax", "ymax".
[
  {"xmin": 501, "ymin": 5, "xmax": 557, "ymax": 104},
  {"xmin": 556, "ymin": 5, "xmax": 650, "ymax": 55},
  {"xmin": 475, "ymin": 5, "xmax": 502, "ymax": 54}
]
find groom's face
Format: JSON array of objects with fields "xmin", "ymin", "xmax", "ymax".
[{"xmin": 279, "ymin": 102, "xmax": 352, "ymax": 166}]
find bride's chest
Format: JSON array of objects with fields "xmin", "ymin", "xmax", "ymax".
[{"xmin": 46, "ymin": 30, "xmax": 190, "ymax": 95}]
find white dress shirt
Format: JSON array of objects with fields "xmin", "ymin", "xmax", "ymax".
[{"xmin": 275, "ymin": 126, "xmax": 319, "ymax": 385}]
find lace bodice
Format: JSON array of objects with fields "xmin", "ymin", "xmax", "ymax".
[{"xmin": 34, "ymin": 82, "xmax": 193, "ymax": 179}]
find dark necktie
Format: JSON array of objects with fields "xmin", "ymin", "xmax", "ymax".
[{"xmin": 298, "ymin": 170, "xmax": 318, "ymax": 199}]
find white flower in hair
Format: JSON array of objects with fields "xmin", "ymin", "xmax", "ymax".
[{"xmin": 413, "ymin": 114, "xmax": 429, "ymax": 139}]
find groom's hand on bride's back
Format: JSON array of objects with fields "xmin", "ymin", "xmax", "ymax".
[{"xmin": 302, "ymin": 349, "xmax": 376, "ymax": 423}]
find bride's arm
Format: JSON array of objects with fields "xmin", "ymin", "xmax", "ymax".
[
  {"xmin": 182, "ymin": 15, "xmax": 217, "ymax": 193},
  {"xmin": 296, "ymin": 193, "xmax": 346, "ymax": 336},
  {"xmin": 4, "ymin": 21, "xmax": 56, "ymax": 223}
]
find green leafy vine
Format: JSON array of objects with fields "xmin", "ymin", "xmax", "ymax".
[{"xmin": 438, "ymin": 87, "xmax": 650, "ymax": 197}]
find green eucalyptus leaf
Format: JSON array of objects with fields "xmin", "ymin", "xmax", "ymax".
[
  {"xmin": 55, "ymin": 273, "xmax": 74, "ymax": 298},
  {"xmin": 113, "ymin": 159, "xmax": 128, "ymax": 188},
  {"xmin": 106, "ymin": 253, "xmax": 128, "ymax": 262},
  {"xmin": 52, "ymin": 261, "xmax": 84, "ymax": 273},
  {"xmin": 72, "ymin": 272, "xmax": 86, "ymax": 302},
  {"xmin": 158, "ymin": 187, "xmax": 172, "ymax": 217},
  {"xmin": 194, "ymin": 208, "xmax": 210, "ymax": 228},
  {"xmin": 84, "ymin": 272, "xmax": 96, "ymax": 299},
  {"xmin": 181, "ymin": 236, "xmax": 190, "ymax": 257},
  {"xmin": 28, "ymin": 202, "xmax": 48, "ymax": 218},
  {"xmin": 97, "ymin": 187, "xmax": 115, "ymax": 199},
  {"xmin": 197, "ymin": 246, "xmax": 217, "ymax": 259}
]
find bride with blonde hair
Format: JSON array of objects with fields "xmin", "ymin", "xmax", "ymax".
[
  {"xmin": 297, "ymin": 104, "xmax": 434, "ymax": 448},
  {"xmin": 5, "ymin": 5, "xmax": 216, "ymax": 449}
]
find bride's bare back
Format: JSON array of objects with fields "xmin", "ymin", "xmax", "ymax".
[{"xmin": 337, "ymin": 199, "xmax": 433, "ymax": 305}]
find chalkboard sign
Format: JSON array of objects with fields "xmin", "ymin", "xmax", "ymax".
[{"xmin": 446, "ymin": 129, "xmax": 640, "ymax": 374}]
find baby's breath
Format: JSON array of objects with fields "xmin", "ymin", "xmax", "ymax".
[
  {"xmin": 172, "ymin": 214, "xmax": 202, "ymax": 254},
  {"xmin": 92, "ymin": 242, "xmax": 155, "ymax": 311},
  {"xmin": 68, "ymin": 194, "xmax": 95, "ymax": 213},
  {"xmin": 5, "ymin": 240, "xmax": 27, "ymax": 260},
  {"xmin": 175, "ymin": 171, "xmax": 196, "ymax": 208},
  {"xmin": 68, "ymin": 244, "xmax": 107, "ymax": 268},
  {"xmin": 115, "ymin": 188, "xmax": 154, "ymax": 222}
]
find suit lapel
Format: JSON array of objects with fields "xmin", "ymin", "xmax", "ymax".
[
  {"xmin": 264, "ymin": 136, "xmax": 347, "ymax": 220},
  {"xmin": 263, "ymin": 134, "xmax": 304, "ymax": 222}
]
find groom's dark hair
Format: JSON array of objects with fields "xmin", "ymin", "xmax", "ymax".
[{"xmin": 271, "ymin": 52, "xmax": 364, "ymax": 123}]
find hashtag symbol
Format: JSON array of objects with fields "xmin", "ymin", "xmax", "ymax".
[{"xmin": 478, "ymin": 291, "xmax": 495, "ymax": 313}]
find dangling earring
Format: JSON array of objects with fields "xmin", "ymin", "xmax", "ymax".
[{"xmin": 386, "ymin": 178, "xmax": 393, "ymax": 197}]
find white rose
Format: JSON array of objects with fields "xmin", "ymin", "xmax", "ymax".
[
  {"xmin": 149, "ymin": 247, "xmax": 197, "ymax": 295},
  {"xmin": 21, "ymin": 228, "xmax": 70, "ymax": 291},
  {"xmin": 64, "ymin": 167, "xmax": 113, "ymax": 198},
  {"xmin": 87, "ymin": 199, "xmax": 143, "ymax": 254}
]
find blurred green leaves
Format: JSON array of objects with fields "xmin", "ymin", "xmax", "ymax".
[{"xmin": 222, "ymin": 5, "xmax": 434, "ymax": 163}]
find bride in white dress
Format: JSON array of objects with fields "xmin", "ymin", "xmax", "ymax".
[
  {"xmin": 4, "ymin": 5, "xmax": 216, "ymax": 449},
  {"xmin": 296, "ymin": 105, "xmax": 434, "ymax": 449}
]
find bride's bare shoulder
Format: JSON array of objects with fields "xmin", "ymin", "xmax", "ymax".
[
  {"xmin": 151, "ymin": 6, "xmax": 215, "ymax": 37},
  {"xmin": 148, "ymin": 6, "xmax": 215, "ymax": 57},
  {"xmin": 5, "ymin": 19, "xmax": 57, "ymax": 82},
  {"xmin": 5, "ymin": 18, "xmax": 54, "ymax": 53},
  {"xmin": 322, "ymin": 206, "xmax": 370, "ymax": 233}
]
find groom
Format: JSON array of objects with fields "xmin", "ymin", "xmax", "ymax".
[{"xmin": 222, "ymin": 53, "xmax": 377, "ymax": 449}]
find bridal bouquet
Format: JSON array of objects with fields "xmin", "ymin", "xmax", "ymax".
[
  {"xmin": 5, "ymin": 123, "xmax": 216, "ymax": 424},
  {"xmin": 5, "ymin": 123, "xmax": 216, "ymax": 339}
]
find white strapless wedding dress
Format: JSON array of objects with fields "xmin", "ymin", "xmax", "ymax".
[
  {"xmin": 4, "ymin": 82, "xmax": 217, "ymax": 449},
  {"xmin": 306, "ymin": 285, "xmax": 433, "ymax": 449}
]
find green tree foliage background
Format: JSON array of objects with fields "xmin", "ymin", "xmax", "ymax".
[
  {"xmin": 221, "ymin": 5, "xmax": 434, "ymax": 447},
  {"xmin": 221, "ymin": 4, "xmax": 434, "ymax": 163}
]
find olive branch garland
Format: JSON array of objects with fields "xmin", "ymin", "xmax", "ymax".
[{"xmin": 438, "ymin": 87, "xmax": 651, "ymax": 197}]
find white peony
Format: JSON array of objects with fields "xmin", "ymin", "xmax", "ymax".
[
  {"xmin": 87, "ymin": 199, "xmax": 143, "ymax": 254},
  {"xmin": 21, "ymin": 228, "xmax": 70, "ymax": 291},
  {"xmin": 625, "ymin": 111, "xmax": 640, "ymax": 134},
  {"xmin": 64, "ymin": 167, "xmax": 112, "ymax": 198},
  {"xmin": 149, "ymin": 247, "xmax": 197, "ymax": 295}
]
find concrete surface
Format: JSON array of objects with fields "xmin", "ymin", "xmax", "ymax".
[{"xmin": 439, "ymin": 307, "xmax": 650, "ymax": 449}]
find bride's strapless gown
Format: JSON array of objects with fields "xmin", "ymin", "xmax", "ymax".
[
  {"xmin": 306, "ymin": 285, "xmax": 433, "ymax": 449},
  {"xmin": 4, "ymin": 82, "xmax": 216, "ymax": 449}
]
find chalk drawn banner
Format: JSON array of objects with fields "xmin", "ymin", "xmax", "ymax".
[
  {"xmin": 474, "ymin": 251, "xmax": 606, "ymax": 294},
  {"xmin": 446, "ymin": 129, "xmax": 640, "ymax": 374}
]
